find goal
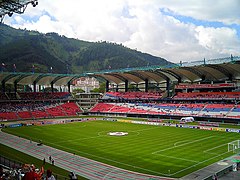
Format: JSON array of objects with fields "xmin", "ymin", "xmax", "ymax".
[{"xmin": 228, "ymin": 140, "xmax": 240, "ymax": 153}]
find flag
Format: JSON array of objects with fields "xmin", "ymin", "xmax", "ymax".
[
  {"xmin": 32, "ymin": 64, "xmax": 35, "ymax": 73},
  {"xmin": 108, "ymin": 65, "xmax": 111, "ymax": 69},
  {"xmin": 1, "ymin": 63, "xmax": 5, "ymax": 72},
  {"xmin": 13, "ymin": 64, "xmax": 16, "ymax": 72}
]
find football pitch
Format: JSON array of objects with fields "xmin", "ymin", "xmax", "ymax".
[{"xmin": 3, "ymin": 120, "xmax": 240, "ymax": 178}]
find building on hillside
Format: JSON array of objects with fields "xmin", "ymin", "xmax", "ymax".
[{"xmin": 72, "ymin": 77, "xmax": 100, "ymax": 93}]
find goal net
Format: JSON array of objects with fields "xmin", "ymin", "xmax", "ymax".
[{"xmin": 228, "ymin": 140, "xmax": 240, "ymax": 153}]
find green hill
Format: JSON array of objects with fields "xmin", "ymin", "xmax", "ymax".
[{"xmin": 0, "ymin": 24, "xmax": 173, "ymax": 73}]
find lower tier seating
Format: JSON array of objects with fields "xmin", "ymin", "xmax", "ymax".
[
  {"xmin": 90, "ymin": 102, "xmax": 239, "ymax": 119},
  {"xmin": 0, "ymin": 102, "xmax": 82, "ymax": 121}
]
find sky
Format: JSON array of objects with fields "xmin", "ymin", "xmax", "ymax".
[{"xmin": 3, "ymin": 0, "xmax": 240, "ymax": 63}]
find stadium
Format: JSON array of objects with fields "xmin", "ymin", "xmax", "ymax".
[
  {"xmin": 1, "ymin": 1, "xmax": 240, "ymax": 180},
  {"xmin": 1, "ymin": 56, "xmax": 240, "ymax": 180}
]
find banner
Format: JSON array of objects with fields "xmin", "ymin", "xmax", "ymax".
[{"xmin": 8, "ymin": 123, "xmax": 22, "ymax": 128}]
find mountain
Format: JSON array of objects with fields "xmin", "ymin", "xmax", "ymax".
[{"xmin": 0, "ymin": 24, "xmax": 173, "ymax": 74}]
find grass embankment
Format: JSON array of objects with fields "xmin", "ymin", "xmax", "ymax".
[{"xmin": 0, "ymin": 144, "xmax": 87, "ymax": 180}]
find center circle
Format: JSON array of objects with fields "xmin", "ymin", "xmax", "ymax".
[{"xmin": 108, "ymin": 132, "xmax": 128, "ymax": 136}]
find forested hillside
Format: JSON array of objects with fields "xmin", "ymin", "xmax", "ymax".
[{"xmin": 0, "ymin": 24, "xmax": 172, "ymax": 73}]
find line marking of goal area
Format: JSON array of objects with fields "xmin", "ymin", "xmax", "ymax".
[
  {"xmin": 154, "ymin": 154, "xmax": 199, "ymax": 163},
  {"xmin": 203, "ymin": 143, "xmax": 227, "ymax": 155},
  {"xmin": 152, "ymin": 135, "xmax": 215, "ymax": 154},
  {"xmin": 170, "ymin": 150, "xmax": 231, "ymax": 176},
  {"xmin": 166, "ymin": 139, "xmax": 238, "ymax": 176},
  {"xmin": 46, "ymin": 141, "xmax": 170, "ymax": 177}
]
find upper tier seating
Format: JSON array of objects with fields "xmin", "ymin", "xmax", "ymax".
[
  {"xmin": 175, "ymin": 83, "xmax": 236, "ymax": 89},
  {"xmin": 18, "ymin": 92, "xmax": 71, "ymax": 100},
  {"xmin": 103, "ymin": 91, "xmax": 163, "ymax": 100},
  {"xmin": 174, "ymin": 92, "xmax": 240, "ymax": 100}
]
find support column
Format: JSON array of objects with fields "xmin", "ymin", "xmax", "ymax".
[
  {"xmin": 33, "ymin": 81, "xmax": 36, "ymax": 92},
  {"xmin": 1, "ymin": 81, "xmax": 5, "ymax": 93},
  {"xmin": 106, "ymin": 81, "xmax": 109, "ymax": 92},
  {"xmin": 125, "ymin": 80, "xmax": 128, "ymax": 92},
  {"xmin": 68, "ymin": 82, "xmax": 71, "ymax": 93},
  {"xmin": 166, "ymin": 78, "xmax": 170, "ymax": 97},
  {"xmin": 14, "ymin": 81, "xmax": 17, "ymax": 93},
  {"xmin": 116, "ymin": 84, "xmax": 119, "ymax": 92},
  {"xmin": 39, "ymin": 85, "xmax": 41, "ymax": 92},
  {"xmin": 51, "ymin": 82, "xmax": 54, "ymax": 93},
  {"xmin": 145, "ymin": 79, "xmax": 148, "ymax": 92}
]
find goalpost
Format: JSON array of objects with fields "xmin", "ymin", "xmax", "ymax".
[{"xmin": 228, "ymin": 140, "xmax": 240, "ymax": 153}]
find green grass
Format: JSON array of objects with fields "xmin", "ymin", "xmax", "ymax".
[
  {"xmin": 0, "ymin": 144, "xmax": 87, "ymax": 180},
  {"xmin": 2, "ymin": 120, "xmax": 240, "ymax": 178}
]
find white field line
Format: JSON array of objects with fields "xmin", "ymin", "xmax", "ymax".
[
  {"xmin": 129, "ymin": 126, "xmax": 161, "ymax": 132},
  {"xmin": 203, "ymin": 143, "xmax": 227, "ymax": 155},
  {"xmin": 174, "ymin": 140, "xmax": 189, "ymax": 146},
  {"xmin": 154, "ymin": 154, "xmax": 199, "ymax": 163},
  {"xmin": 44, "ymin": 126, "xmax": 169, "ymax": 176},
  {"xmin": 47, "ymin": 136, "xmax": 232, "ymax": 177},
  {"xmin": 170, "ymin": 150, "xmax": 230, "ymax": 176},
  {"xmin": 56, "ymin": 126, "xmax": 160, "ymax": 143},
  {"xmin": 46, "ymin": 141, "xmax": 170, "ymax": 176},
  {"xmin": 56, "ymin": 133, "xmax": 108, "ymax": 143},
  {"xmin": 1, "ymin": 131, "xmax": 169, "ymax": 176},
  {"xmin": 2, "ymin": 128, "xmax": 235, "ymax": 177},
  {"xmin": 152, "ymin": 136, "xmax": 215, "ymax": 154}
]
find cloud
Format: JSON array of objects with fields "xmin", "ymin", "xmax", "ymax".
[
  {"xmin": 4, "ymin": 0, "xmax": 240, "ymax": 63},
  {"xmin": 155, "ymin": 0, "xmax": 240, "ymax": 25},
  {"xmin": 195, "ymin": 26, "xmax": 240, "ymax": 55}
]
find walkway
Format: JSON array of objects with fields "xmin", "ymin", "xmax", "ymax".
[{"xmin": 0, "ymin": 131, "xmax": 171, "ymax": 180}]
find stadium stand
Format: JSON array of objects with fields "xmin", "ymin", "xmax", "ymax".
[
  {"xmin": 0, "ymin": 101, "xmax": 82, "ymax": 121},
  {"xmin": 18, "ymin": 92, "xmax": 71, "ymax": 100},
  {"xmin": 175, "ymin": 83, "xmax": 236, "ymax": 89},
  {"xmin": 0, "ymin": 60, "xmax": 239, "ymax": 122},
  {"xmin": 174, "ymin": 92, "xmax": 240, "ymax": 100},
  {"xmin": 103, "ymin": 91, "xmax": 163, "ymax": 100},
  {"xmin": 0, "ymin": 93, "xmax": 8, "ymax": 100},
  {"xmin": 90, "ymin": 101, "xmax": 240, "ymax": 120}
]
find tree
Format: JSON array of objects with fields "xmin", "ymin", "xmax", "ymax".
[
  {"xmin": 42, "ymin": 87, "xmax": 58, "ymax": 92},
  {"xmin": 72, "ymin": 88, "xmax": 85, "ymax": 97},
  {"xmin": 128, "ymin": 84, "xmax": 139, "ymax": 91},
  {"xmin": 90, "ymin": 82, "xmax": 106, "ymax": 93}
]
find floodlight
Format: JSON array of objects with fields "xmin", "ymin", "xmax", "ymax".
[
  {"xmin": 31, "ymin": 0, "xmax": 38, "ymax": 7},
  {"xmin": 8, "ymin": 12, "xmax": 13, "ymax": 17}
]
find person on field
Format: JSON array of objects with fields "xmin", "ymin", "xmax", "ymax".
[{"xmin": 69, "ymin": 172, "xmax": 77, "ymax": 180}]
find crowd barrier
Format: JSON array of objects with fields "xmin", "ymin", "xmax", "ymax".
[{"xmin": 116, "ymin": 119, "xmax": 240, "ymax": 133}]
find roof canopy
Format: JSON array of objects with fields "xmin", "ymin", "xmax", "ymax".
[
  {"xmin": 0, "ymin": 72, "xmax": 84, "ymax": 86},
  {"xmin": 91, "ymin": 61, "xmax": 240, "ymax": 85},
  {"xmin": 0, "ymin": 61, "xmax": 239, "ymax": 86}
]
